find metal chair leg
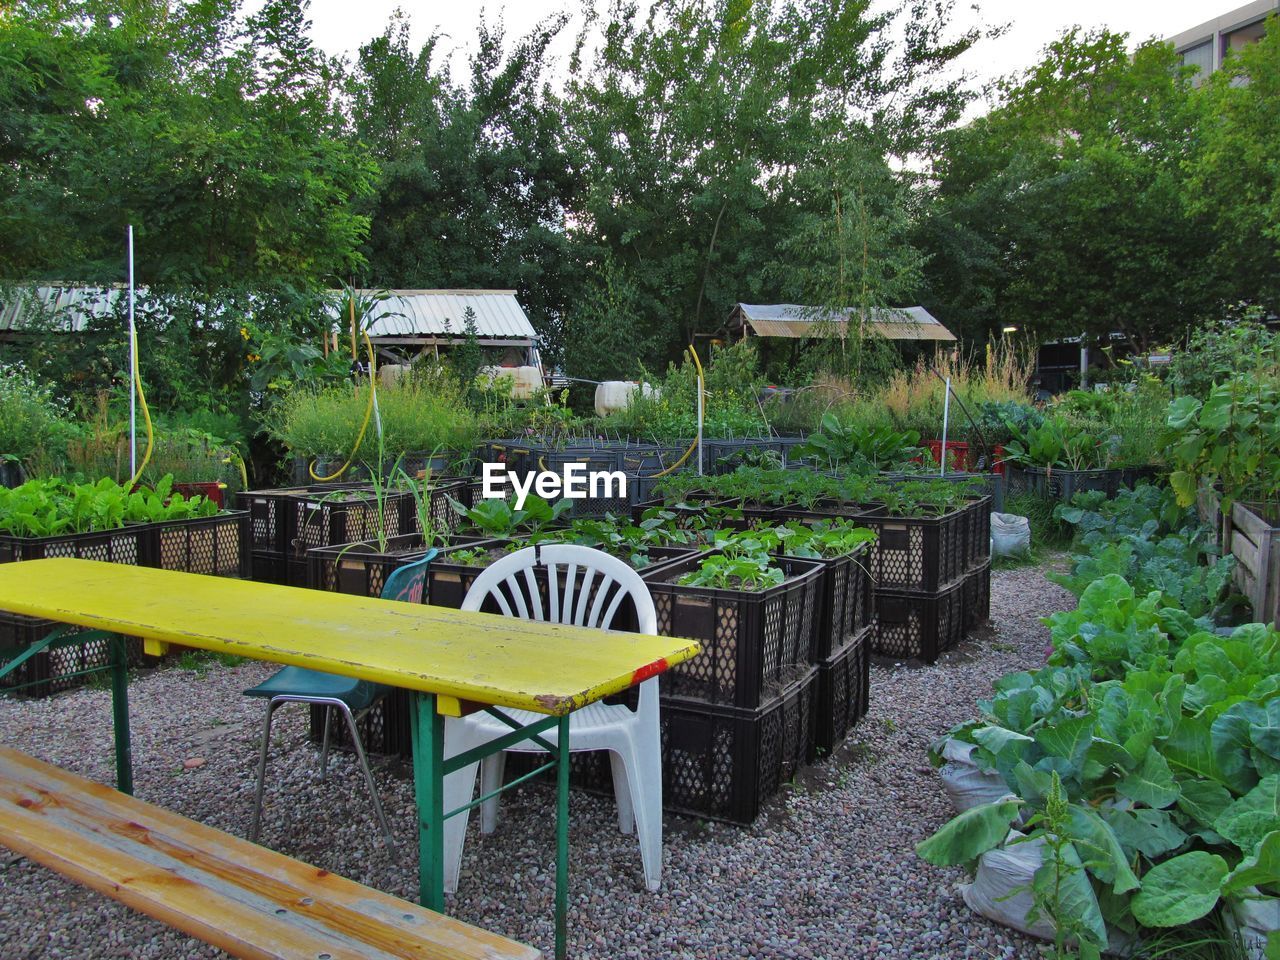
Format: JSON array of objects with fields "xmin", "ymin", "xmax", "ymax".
[
  {"xmin": 250, "ymin": 700, "xmax": 280, "ymax": 843},
  {"xmin": 338, "ymin": 703, "xmax": 396, "ymax": 850},
  {"xmin": 320, "ymin": 705, "xmax": 333, "ymax": 781}
]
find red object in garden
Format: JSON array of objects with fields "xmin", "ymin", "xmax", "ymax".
[
  {"xmin": 173, "ymin": 481, "xmax": 225, "ymax": 509},
  {"xmin": 926, "ymin": 440, "xmax": 971, "ymax": 471}
]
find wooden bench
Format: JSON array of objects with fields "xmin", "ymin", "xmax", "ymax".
[{"xmin": 0, "ymin": 747, "xmax": 541, "ymax": 960}]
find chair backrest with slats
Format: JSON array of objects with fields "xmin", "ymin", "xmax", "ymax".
[
  {"xmin": 380, "ymin": 548, "xmax": 438, "ymax": 604},
  {"xmin": 460, "ymin": 545, "xmax": 656, "ymax": 634}
]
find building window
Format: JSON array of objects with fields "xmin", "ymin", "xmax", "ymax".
[{"xmin": 1180, "ymin": 39, "xmax": 1214, "ymax": 79}]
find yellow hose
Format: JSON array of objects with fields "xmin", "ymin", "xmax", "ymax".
[
  {"xmin": 126, "ymin": 327, "xmax": 154, "ymax": 489},
  {"xmin": 309, "ymin": 332, "xmax": 378, "ymax": 482},
  {"xmin": 628, "ymin": 345, "xmax": 706, "ymax": 481}
]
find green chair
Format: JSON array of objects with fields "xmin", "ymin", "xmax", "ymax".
[{"xmin": 244, "ymin": 549, "xmax": 437, "ymax": 849}]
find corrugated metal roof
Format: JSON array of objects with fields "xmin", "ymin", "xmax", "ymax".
[
  {"xmin": 0, "ymin": 286, "xmax": 540, "ymax": 343},
  {"xmin": 731, "ymin": 303, "xmax": 956, "ymax": 342},
  {"xmin": 347, "ymin": 289, "xmax": 537, "ymax": 341},
  {"xmin": 0, "ymin": 285, "xmax": 128, "ymax": 332}
]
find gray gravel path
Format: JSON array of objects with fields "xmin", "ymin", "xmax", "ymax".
[{"xmin": 0, "ymin": 562, "xmax": 1072, "ymax": 959}]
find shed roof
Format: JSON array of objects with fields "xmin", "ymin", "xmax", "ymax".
[
  {"xmin": 0, "ymin": 285, "xmax": 127, "ymax": 332},
  {"xmin": 0, "ymin": 286, "xmax": 539, "ymax": 342},
  {"xmin": 729, "ymin": 303, "xmax": 956, "ymax": 342},
  {"xmin": 346, "ymin": 289, "xmax": 538, "ymax": 341}
]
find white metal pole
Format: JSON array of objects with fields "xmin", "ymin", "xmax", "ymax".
[
  {"xmin": 696, "ymin": 371, "xmax": 704, "ymax": 477},
  {"xmin": 940, "ymin": 376, "xmax": 952, "ymax": 477},
  {"xmin": 128, "ymin": 225, "xmax": 137, "ymax": 478}
]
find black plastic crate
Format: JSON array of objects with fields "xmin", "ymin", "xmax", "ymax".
[
  {"xmin": 1013, "ymin": 466, "xmax": 1122, "ymax": 501},
  {"xmin": 963, "ymin": 560, "xmax": 992, "ymax": 629},
  {"xmin": 962, "ymin": 497, "xmax": 992, "ymax": 573},
  {"xmin": 248, "ymin": 550, "xmax": 305, "ymax": 586},
  {"xmin": 862, "ymin": 506, "xmax": 967, "ymax": 593},
  {"xmin": 0, "ymin": 611, "xmax": 144, "ymax": 698},
  {"xmin": 288, "ymin": 489, "xmax": 418, "ymax": 555},
  {"xmin": 147, "ymin": 511, "xmax": 250, "ymax": 577},
  {"xmin": 701, "ymin": 438, "xmax": 787, "ymax": 474},
  {"xmin": 805, "ymin": 544, "xmax": 875, "ymax": 662},
  {"xmin": 307, "ymin": 534, "xmax": 497, "ymax": 600},
  {"xmin": 641, "ymin": 553, "xmax": 822, "ymax": 709},
  {"xmin": 813, "ymin": 624, "xmax": 872, "ymax": 757},
  {"xmin": 0, "ymin": 526, "xmax": 149, "ymax": 566},
  {"xmin": 659, "ymin": 668, "xmax": 816, "ymax": 824},
  {"xmin": 236, "ymin": 483, "xmax": 365, "ymax": 555},
  {"xmin": 872, "ymin": 581, "xmax": 966, "ymax": 663}
]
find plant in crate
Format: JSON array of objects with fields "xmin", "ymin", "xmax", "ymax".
[
  {"xmin": 1002, "ymin": 414, "xmax": 1114, "ymax": 471},
  {"xmin": 796, "ymin": 412, "xmax": 921, "ymax": 472},
  {"xmin": 447, "ymin": 493, "xmax": 572, "ymax": 539},
  {"xmin": 1166, "ymin": 375, "xmax": 1280, "ymax": 515}
]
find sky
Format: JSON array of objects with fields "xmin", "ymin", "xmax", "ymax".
[{"xmin": 299, "ymin": 0, "xmax": 1219, "ymax": 100}]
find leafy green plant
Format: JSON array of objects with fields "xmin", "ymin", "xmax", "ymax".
[
  {"xmin": 0, "ymin": 361, "xmax": 71, "ymax": 468},
  {"xmin": 1166, "ymin": 375, "xmax": 1280, "ymax": 512},
  {"xmin": 0, "ymin": 475, "xmax": 216, "ymax": 537},
  {"xmin": 1003, "ymin": 414, "xmax": 1114, "ymax": 471},
  {"xmin": 797, "ymin": 412, "xmax": 921, "ymax": 472},
  {"xmin": 448, "ymin": 493, "xmax": 572, "ymax": 539}
]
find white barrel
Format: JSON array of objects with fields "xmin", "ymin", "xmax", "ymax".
[
  {"xmin": 595, "ymin": 380, "xmax": 656, "ymax": 416},
  {"xmin": 478, "ymin": 365, "xmax": 543, "ymax": 399}
]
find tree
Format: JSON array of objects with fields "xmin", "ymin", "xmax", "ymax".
[
  {"xmin": 563, "ymin": 0, "xmax": 983, "ymax": 361},
  {"xmin": 919, "ymin": 29, "xmax": 1220, "ymax": 352},
  {"xmin": 1186, "ymin": 16, "xmax": 1280, "ymax": 316},
  {"xmin": 348, "ymin": 12, "xmax": 579, "ymax": 358},
  {"xmin": 0, "ymin": 0, "xmax": 376, "ymax": 287}
]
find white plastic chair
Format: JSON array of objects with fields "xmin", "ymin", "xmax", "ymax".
[{"xmin": 443, "ymin": 544, "xmax": 664, "ymax": 892}]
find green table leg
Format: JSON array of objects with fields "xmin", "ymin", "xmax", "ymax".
[
  {"xmin": 555, "ymin": 714, "xmax": 570, "ymax": 960},
  {"xmin": 410, "ymin": 691, "xmax": 445, "ymax": 912},
  {"xmin": 109, "ymin": 634, "xmax": 133, "ymax": 795}
]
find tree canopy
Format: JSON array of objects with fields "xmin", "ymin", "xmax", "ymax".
[{"xmin": 1, "ymin": 0, "xmax": 1278, "ymax": 376}]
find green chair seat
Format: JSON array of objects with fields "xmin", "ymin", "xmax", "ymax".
[{"xmin": 244, "ymin": 666, "xmax": 388, "ymax": 713}]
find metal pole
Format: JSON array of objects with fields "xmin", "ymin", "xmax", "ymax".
[
  {"xmin": 127, "ymin": 226, "xmax": 137, "ymax": 478},
  {"xmin": 940, "ymin": 377, "xmax": 951, "ymax": 477}
]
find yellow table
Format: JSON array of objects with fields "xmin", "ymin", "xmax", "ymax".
[{"xmin": 0, "ymin": 558, "xmax": 701, "ymax": 959}]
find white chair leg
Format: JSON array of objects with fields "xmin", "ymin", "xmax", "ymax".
[
  {"xmin": 442, "ymin": 720, "xmax": 483, "ymax": 895},
  {"xmin": 618, "ymin": 731, "xmax": 663, "ymax": 891},
  {"xmin": 609, "ymin": 749, "xmax": 636, "ymax": 835},
  {"xmin": 479, "ymin": 752, "xmax": 507, "ymax": 834}
]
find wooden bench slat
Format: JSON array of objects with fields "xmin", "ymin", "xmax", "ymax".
[{"xmin": 0, "ymin": 747, "xmax": 540, "ymax": 960}]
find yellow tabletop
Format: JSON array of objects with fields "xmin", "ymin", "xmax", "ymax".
[{"xmin": 0, "ymin": 559, "xmax": 701, "ymax": 716}]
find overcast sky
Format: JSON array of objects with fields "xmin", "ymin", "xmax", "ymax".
[{"xmin": 299, "ymin": 0, "xmax": 1217, "ymax": 100}]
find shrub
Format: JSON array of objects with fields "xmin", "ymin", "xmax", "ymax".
[
  {"xmin": 0, "ymin": 361, "xmax": 71, "ymax": 468},
  {"xmin": 266, "ymin": 370, "xmax": 480, "ymax": 460}
]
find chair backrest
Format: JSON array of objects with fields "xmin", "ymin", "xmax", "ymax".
[
  {"xmin": 461, "ymin": 544, "xmax": 657, "ymax": 635},
  {"xmin": 380, "ymin": 548, "xmax": 438, "ymax": 604}
]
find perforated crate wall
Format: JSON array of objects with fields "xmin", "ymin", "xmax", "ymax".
[
  {"xmin": 963, "ymin": 561, "xmax": 992, "ymax": 629},
  {"xmin": 806, "ymin": 545, "xmax": 875, "ymax": 662},
  {"xmin": 813, "ymin": 624, "xmax": 872, "ymax": 757},
  {"xmin": 289, "ymin": 491, "xmax": 418, "ymax": 554},
  {"xmin": 307, "ymin": 535, "xmax": 498, "ymax": 600},
  {"xmin": 150, "ymin": 511, "xmax": 249, "ymax": 577},
  {"xmin": 862, "ymin": 507, "xmax": 966, "ymax": 593},
  {"xmin": 962, "ymin": 497, "xmax": 992, "ymax": 573},
  {"xmin": 0, "ymin": 527, "xmax": 148, "ymax": 566},
  {"xmin": 642, "ymin": 555, "xmax": 822, "ymax": 709},
  {"xmin": 1014, "ymin": 467, "xmax": 1122, "ymax": 502},
  {"xmin": 236, "ymin": 484, "xmax": 364, "ymax": 555},
  {"xmin": 660, "ymin": 668, "xmax": 816, "ymax": 824},
  {"xmin": 0, "ymin": 612, "xmax": 143, "ymax": 698},
  {"xmin": 872, "ymin": 582, "xmax": 965, "ymax": 663}
]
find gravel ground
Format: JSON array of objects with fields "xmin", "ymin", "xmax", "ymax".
[{"xmin": 0, "ymin": 561, "xmax": 1074, "ymax": 959}]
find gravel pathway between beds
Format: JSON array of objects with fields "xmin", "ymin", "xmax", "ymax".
[{"xmin": 0, "ymin": 562, "xmax": 1073, "ymax": 959}]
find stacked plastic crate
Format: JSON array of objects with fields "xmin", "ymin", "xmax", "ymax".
[{"xmin": 865, "ymin": 494, "xmax": 991, "ymax": 663}]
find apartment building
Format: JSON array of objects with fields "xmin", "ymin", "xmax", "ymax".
[{"xmin": 1168, "ymin": 0, "xmax": 1278, "ymax": 81}]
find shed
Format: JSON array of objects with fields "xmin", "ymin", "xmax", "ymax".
[{"xmin": 726, "ymin": 303, "xmax": 956, "ymax": 342}]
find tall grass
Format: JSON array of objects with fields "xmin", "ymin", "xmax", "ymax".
[{"xmin": 266, "ymin": 369, "xmax": 480, "ymax": 459}]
